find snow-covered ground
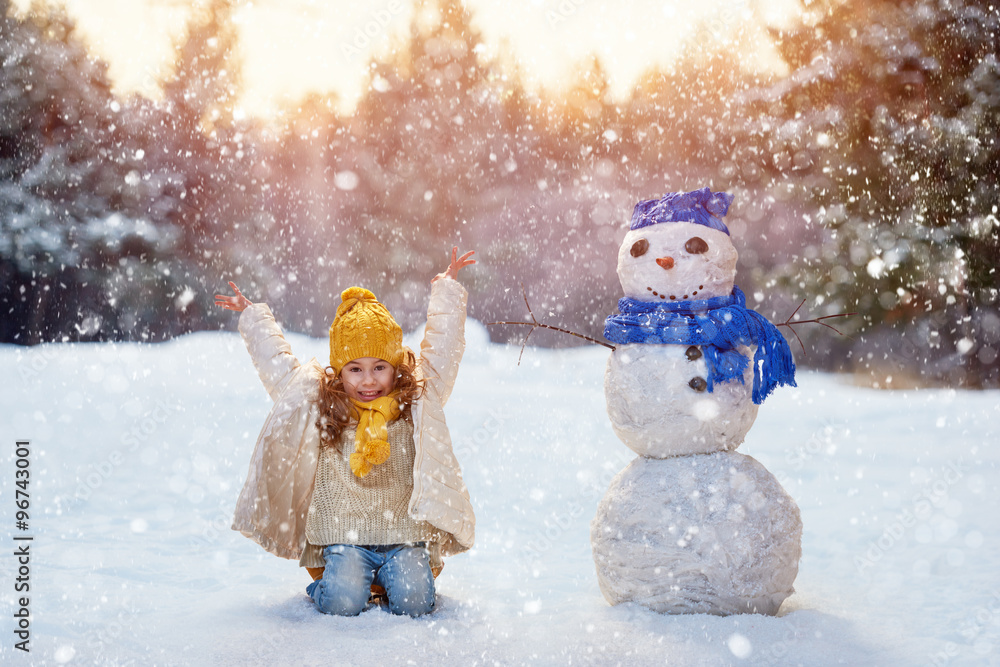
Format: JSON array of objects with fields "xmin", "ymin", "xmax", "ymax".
[{"xmin": 1, "ymin": 320, "xmax": 997, "ymax": 666}]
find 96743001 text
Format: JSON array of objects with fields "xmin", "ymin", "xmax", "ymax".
[{"xmin": 12, "ymin": 439, "xmax": 33, "ymax": 653}]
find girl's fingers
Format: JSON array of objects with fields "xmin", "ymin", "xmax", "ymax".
[
  {"xmin": 215, "ymin": 295, "xmax": 244, "ymax": 309},
  {"xmin": 450, "ymin": 249, "xmax": 475, "ymax": 270}
]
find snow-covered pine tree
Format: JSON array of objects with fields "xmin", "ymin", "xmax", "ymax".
[{"xmin": 732, "ymin": 0, "xmax": 999, "ymax": 387}]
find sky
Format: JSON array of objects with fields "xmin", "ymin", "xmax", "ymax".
[{"xmin": 12, "ymin": 0, "xmax": 800, "ymax": 117}]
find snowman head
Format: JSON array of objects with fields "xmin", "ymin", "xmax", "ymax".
[{"xmin": 617, "ymin": 189, "xmax": 738, "ymax": 302}]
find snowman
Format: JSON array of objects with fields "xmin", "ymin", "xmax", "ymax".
[{"xmin": 591, "ymin": 188, "xmax": 802, "ymax": 616}]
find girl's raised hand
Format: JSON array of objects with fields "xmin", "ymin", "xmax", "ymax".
[
  {"xmin": 214, "ymin": 282, "xmax": 254, "ymax": 312},
  {"xmin": 433, "ymin": 246, "xmax": 476, "ymax": 283}
]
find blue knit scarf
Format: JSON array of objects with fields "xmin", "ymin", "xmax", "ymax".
[{"xmin": 604, "ymin": 286, "xmax": 796, "ymax": 404}]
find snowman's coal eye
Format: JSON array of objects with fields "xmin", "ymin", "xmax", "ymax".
[
  {"xmin": 685, "ymin": 346, "xmax": 702, "ymax": 361},
  {"xmin": 689, "ymin": 376, "xmax": 708, "ymax": 392},
  {"xmin": 685, "ymin": 237, "xmax": 709, "ymax": 254},
  {"xmin": 630, "ymin": 239, "xmax": 649, "ymax": 257}
]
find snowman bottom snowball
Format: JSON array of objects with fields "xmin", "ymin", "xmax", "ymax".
[{"xmin": 590, "ymin": 451, "xmax": 802, "ymax": 616}]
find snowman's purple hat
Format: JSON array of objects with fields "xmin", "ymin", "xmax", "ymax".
[{"xmin": 630, "ymin": 187, "xmax": 735, "ymax": 235}]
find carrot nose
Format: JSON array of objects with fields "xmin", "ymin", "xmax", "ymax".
[{"xmin": 656, "ymin": 256, "xmax": 674, "ymax": 269}]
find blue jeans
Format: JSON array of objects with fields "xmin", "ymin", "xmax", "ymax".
[{"xmin": 306, "ymin": 543, "xmax": 435, "ymax": 617}]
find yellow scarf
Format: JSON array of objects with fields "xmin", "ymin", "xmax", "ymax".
[{"xmin": 348, "ymin": 394, "xmax": 402, "ymax": 478}]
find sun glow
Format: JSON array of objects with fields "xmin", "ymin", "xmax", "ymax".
[{"xmin": 11, "ymin": 0, "xmax": 801, "ymax": 119}]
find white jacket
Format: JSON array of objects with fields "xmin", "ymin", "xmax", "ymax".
[{"xmin": 231, "ymin": 278, "xmax": 475, "ymax": 563}]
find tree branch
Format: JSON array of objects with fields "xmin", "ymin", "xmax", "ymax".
[
  {"xmin": 488, "ymin": 288, "xmax": 855, "ymax": 361},
  {"xmin": 485, "ymin": 284, "xmax": 616, "ymax": 364},
  {"xmin": 777, "ymin": 299, "xmax": 857, "ymax": 354}
]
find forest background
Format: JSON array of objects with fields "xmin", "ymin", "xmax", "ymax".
[{"xmin": 1, "ymin": 0, "xmax": 998, "ymax": 387}]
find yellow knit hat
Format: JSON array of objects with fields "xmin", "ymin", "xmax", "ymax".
[{"xmin": 328, "ymin": 287, "xmax": 404, "ymax": 374}]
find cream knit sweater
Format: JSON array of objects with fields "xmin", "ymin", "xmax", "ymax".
[{"xmin": 299, "ymin": 418, "xmax": 437, "ymax": 568}]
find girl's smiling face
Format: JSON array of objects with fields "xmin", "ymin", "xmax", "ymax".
[{"xmin": 340, "ymin": 357, "xmax": 396, "ymax": 402}]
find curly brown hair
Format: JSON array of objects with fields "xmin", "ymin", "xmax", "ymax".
[{"xmin": 315, "ymin": 350, "xmax": 423, "ymax": 451}]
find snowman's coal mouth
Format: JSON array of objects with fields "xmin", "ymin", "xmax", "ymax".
[{"xmin": 646, "ymin": 285, "xmax": 704, "ymax": 301}]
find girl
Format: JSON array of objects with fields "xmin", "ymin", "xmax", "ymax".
[{"xmin": 215, "ymin": 247, "xmax": 476, "ymax": 617}]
